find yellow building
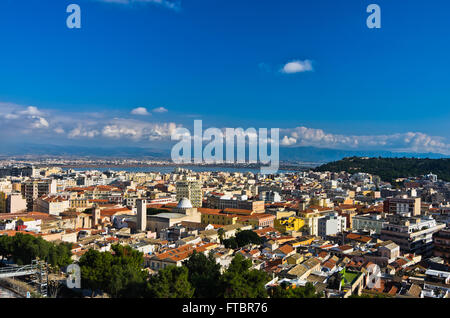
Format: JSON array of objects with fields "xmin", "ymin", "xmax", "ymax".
[
  {"xmin": 274, "ymin": 216, "xmax": 305, "ymax": 233},
  {"xmin": 200, "ymin": 209, "xmax": 238, "ymax": 226},
  {"xmin": 286, "ymin": 253, "xmax": 304, "ymax": 265},
  {"xmin": 291, "ymin": 236, "xmax": 316, "ymax": 247}
]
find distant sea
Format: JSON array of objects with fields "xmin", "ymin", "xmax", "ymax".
[{"xmin": 65, "ymin": 166, "xmax": 297, "ymax": 175}]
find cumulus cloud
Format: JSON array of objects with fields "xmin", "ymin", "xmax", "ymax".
[
  {"xmin": 281, "ymin": 135, "xmax": 297, "ymax": 146},
  {"xmin": 152, "ymin": 107, "xmax": 168, "ymax": 113},
  {"xmin": 31, "ymin": 116, "xmax": 49, "ymax": 129},
  {"xmin": 131, "ymin": 107, "xmax": 150, "ymax": 116},
  {"xmin": 0, "ymin": 104, "xmax": 50, "ymax": 131},
  {"xmin": 102, "ymin": 119, "xmax": 178, "ymax": 141},
  {"xmin": 1, "ymin": 101, "xmax": 449, "ymax": 156},
  {"xmin": 281, "ymin": 126, "xmax": 450, "ymax": 155},
  {"xmin": 68, "ymin": 126, "xmax": 100, "ymax": 139},
  {"xmin": 280, "ymin": 60, "xmax": 313, "ymax": 74}
]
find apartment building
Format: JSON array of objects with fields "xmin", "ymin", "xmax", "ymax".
[
  {"xmin": 380, "ymin": 215, "xmax": 446, "ymax": 255},
  {"xmin": 35, "ymin": 195, "xmax": 70, "ymax": 216},
  {"xmin": 383, "ymin": 197, "xmax": 421, "ymax": 216},
  {"xmin": 318, "ymin": 212, "xmax": 347, "ymax": 237},
  {"xmin": 176, "ymin": 176, "xmax": 202, "ymax": 208},
  {"xmin": 352, "ymin": 213, "xmax": 387, "ymax": 234},
  {"xmin": 6, "ymin": 192, "xmax": 27, "ymax": 213},
  {"xmin": 21, "ymin": 179, "xmax": 57, "ymax": 211},
  {"xmin": 433, "ymin": 228, "xmax": 450, "ymax": 261},
  {"xmin": 207, "ymin": 194, "xmax": 265, "ymax": 213}
]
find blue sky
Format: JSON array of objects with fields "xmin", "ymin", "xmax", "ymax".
[{"xmin": 0, "ymin": 0, "xmax": 449, "ymax": 154}]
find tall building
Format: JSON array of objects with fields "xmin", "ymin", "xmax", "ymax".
[
  {"xmin": 380, "ymin": 215, "xmax": 446, "ymax": 256},
  {"xmin": 433, "ymin": 228, "xmax": 450, "ymax": 261},
  {"xmin": 21, "ymin": 179, "xmax": 57, "ymax": 211},
  {"xmin": 176, "ymin": 176, "xmax": 202, "ymax": 208},
  {"xmin": 5, "ymin": 192, "xmax": 27, "ymax": 213},
  {"xmin": 136, "ymin": 199, "xmax": 147, "ymax": 232},
  {"xmin": 92, "ymin": 204, "xmax": 101, "ymax": 227},
  {"xmin": 0, "ymin": 166, "xmax": 39, "ymax": 178},
  {"xmin": 318, "ymin": 212, "xmax": 347, "ymax": 237},
  {"xmin": 383, "ymin": 197, "xmax": 421, "ymax": 216}
]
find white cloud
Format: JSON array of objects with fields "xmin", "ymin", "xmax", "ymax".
[
  {"xmin": 281, "ymin": 60, "xmax": 313, "ymax": 74},
  {"xmin": 281, "ymin": 126, "xmax": 450, "ymax": 155},
  {"xmin": 281, "ymin": 135, "xmax": 297, "ymax": 146},
  {"xmin": 152, "ymin": 106, "xmax": 168, "ymax": 113},
  {"xmin": 101, "ymin": 119, "xmax": 178, "ymax": 141},
  {"xmin": 131, "ymin": 107, "xmax": 151, "ymax": 116},
  {"xmin": 19, "ymin": 106, "xmax": 43, "ymax": 116},
  {"xmin": 0, "ymin": 104, "xmax": 50, "ymax": 130},
  {"xmin": 68, "ymin": 126, "xmax": 100, "ymax": 139},
  {"xmin": 31, "ymin": 116, "xmax": 49, "ymax": 129},
  {"xmin": 54, "ymin": 127, "xmax": 65, "ymax": 134},
  {"xmin": 1, "ymin": 101, "xmax": 449, "ymax": 156}
]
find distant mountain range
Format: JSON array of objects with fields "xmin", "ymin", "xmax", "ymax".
[{"xmin": 0, "ymin": 143, "xmax": 448, "ymax": 163}]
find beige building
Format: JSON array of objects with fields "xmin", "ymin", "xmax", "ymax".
[
  {"xmin": 176, "ymin": 177, "xmax": 202, "ymax": 208},
  {"xmin": 35, "ymin": 195, "xmax": 70, "ymax": 216},
  {"xmin": 146, "ymin": 198, "xmax": 202, "ymax": 235},
  {"xmin": 21, "ymin": 179, "xmax": 57, "ymax": 211},
  {"xmin": 7, "ymin": 192, "xmax": 27, "ymax": 213},
  {"xmin": 383, "ymin": 197, "xmax": 421, "ymax": 216}
]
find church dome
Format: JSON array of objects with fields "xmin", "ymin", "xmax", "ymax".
[{"xmin": 177, "ymin": 197, "xmax": 193, "ymax": 209}]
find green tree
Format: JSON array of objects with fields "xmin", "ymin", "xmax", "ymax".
[
  {"xmin": 183, "ymin": 251, "xmax": 222, "ymax": 298},
  {"xmin": 146, "ymin": 265, "xmax": 194, "ymax": 298},
  {"xmin": 222, "ymin": 237, "xmax": 238, "ymax": 249},
  {"xmin": 219, "ymin": 253, "xmax": 270, "ymax": 298},
  {"xmin": 223, "ymin": 230, "xmax": 262, "ymax": 249},
  {"xmin": 78, "ymin": 244, "xmax": 147, "ymax": 297},
  {"xmin": 0, "ymin": 233, "xmax": 71, "ymax": 268},
  {"xmin": 270, "ymin": 282, "xmax": 322, "ymax": 298},
  {"xmin": 217, "ymin": 228, "xmax": 225, "ymax": 243},
  {"xmin": 235, "ymin": 230, "xmax": 262, "ymax": 247}
]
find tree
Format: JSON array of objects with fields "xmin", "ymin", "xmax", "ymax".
[
  {"xmin": 217, "ymin": 228, "xmax": 225, "ymax": 243},
  {"xmin": 223, "ymin": 230, "xmax": 261, "ymax": 249},
  {"xmin": 235, "ymin": 230, "xmax": 262, "ymax": 247},
  {"xmin": 146, "ymin": 265, "xmax": 194, "ymax": 298},
  {"xmin": 78, "ymin": 244, "xmax": 147, "ymax": 297},
  {"xmin": 270, "ymin": 282, "xmax": 322, "ymax": 298},
  {"xmin": 183, "ymin": 251, "xmax": 222, "ymax": 298},
  {"xmin": 222, "ymin": 237, "xmax": 238, "ymax": 249},
  {"xmin": 0, "ymin": 233, "xmax": 71, "ymax": 268},
  {"xmin": 219, "ymin": 253, "xmax": 270, "ymax": 298}
]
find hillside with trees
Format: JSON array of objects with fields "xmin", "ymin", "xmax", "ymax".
[{"xmin": 314, "ymin": 157, "xmax": 450, "ymax": 182}]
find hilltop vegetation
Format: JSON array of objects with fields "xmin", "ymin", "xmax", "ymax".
[{"xmin": 314, "ymin": 157, "xmax": 450, "ymax": 182}]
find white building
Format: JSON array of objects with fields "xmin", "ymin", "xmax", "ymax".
[
  {"xmin": 35, "ymin": 195, "xmax": 70, "ymax": 216},
  {"xmin": 352, "ymin": 213, "xmax": 387, "ymax": 234},
  {"xmin": 318, "ymin": 212, "xmax": 347, "ymax": 237}
]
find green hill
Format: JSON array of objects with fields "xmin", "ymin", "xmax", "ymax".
[{"xmin": 314, "ymin": 157, "xmax": 450, "ymax": 182}]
